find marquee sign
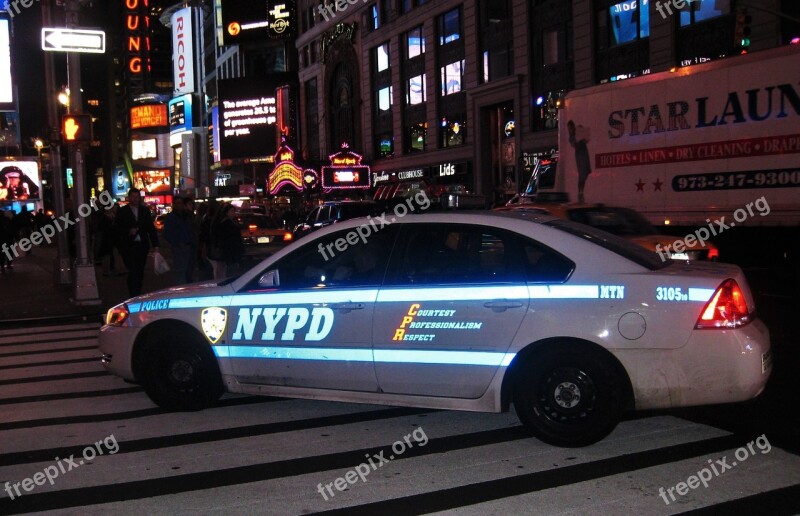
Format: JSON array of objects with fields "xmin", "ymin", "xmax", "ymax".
[
  {"xmin": 267, "ymin": 136, "xmax": 303, "ymax": 194},
  {"xmin": 321, "ymin": 142, "xmax": 371, "ymax": 190}
]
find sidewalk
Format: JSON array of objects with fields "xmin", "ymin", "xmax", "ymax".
[{"xmin": 0, "ymin": 244, "xmax": 176, "ymax": 324}]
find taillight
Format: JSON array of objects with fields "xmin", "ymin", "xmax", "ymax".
[
  {"xmin": 707, "ymin": 248, "xmax": 719, "ymax": 261},
  {"xmin": 106, "ymin": 304, "xmax": 129, "ymax": 327},
  {"xmin": 248, "ymin": 224, "xmax": 258, "ymax": 231},
  {"xmin": 283, "ymin": 232, "xmax": 293, "ymax": 242},
  {"xmin": 696, "ymin": 279, "xmax": 750, "ymax": 329}
]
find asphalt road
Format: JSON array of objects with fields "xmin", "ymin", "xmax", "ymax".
[{"xmin": 0, "ymin": 307, "xmax": 798, "ymax": 514}]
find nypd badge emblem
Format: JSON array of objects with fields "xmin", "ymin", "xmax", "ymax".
[{"xmin": 201, "ymin": 307, "xmax": 227, "ymax": 344}]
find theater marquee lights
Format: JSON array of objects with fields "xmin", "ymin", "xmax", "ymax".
[
  {"xmin": 321, "ymin": 142, "xmax": 371, "ymax": 190},
  {"xmin": 125, "ymin": 0, "xmax": 150, "ymax": 75},
  {"xmin": 267, "ymin": 136, "xmax": 303, "ymax": 195}
]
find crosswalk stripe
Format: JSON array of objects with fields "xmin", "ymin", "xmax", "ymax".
[{"xmin": 0, "ymin": 386, "xmax": 143, "ymax": 405}]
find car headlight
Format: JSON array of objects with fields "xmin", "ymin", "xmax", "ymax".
[{"xmin": 106, "ymin": 303, "xmax": 130, "ymax": 327}]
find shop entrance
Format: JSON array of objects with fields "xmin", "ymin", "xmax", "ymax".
[{"xmin": 480, "ymin": 101, "xmax": 516, "ymax": 206}]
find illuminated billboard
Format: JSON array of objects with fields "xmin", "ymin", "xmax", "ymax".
[
  {"xmin": 0, "ymin": 19, "xmax": 13, "ymax": 110},
  {"xmin": 220, "ymin": 0, "xmax": 295, "ymax": 45},
  {"xmin": 168, "ymin": 94, "xmax": 194, "ymax": 146},
  {"xmin": 130, "ymin": 104, "xmax": 168, "ymax": 129},
  {"xmin": 321, "ymin": 143, "xmax": 371, "ymax": 190},
  {"xmin": 0, "ymin": 160, "xmax": 40, "ymax": 201},
  {"xmin": 218, "ymin": 74, "xmax": 296, "ymax": 160},
  {"xmin": 171, "ymin": 7, "xmax": 196, "ymax": 94},
  {"xmin": 133, "ymin": 169, "xmax": 170, "ymax": 194},
  {"xmin": 131, "ymin": 138, "xmax": 157, "ymax": 160}
]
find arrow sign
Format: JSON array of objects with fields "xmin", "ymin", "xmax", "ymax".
[{"xmin": 41, "ymin": 28, "xmax": 106, "ymax": 54}]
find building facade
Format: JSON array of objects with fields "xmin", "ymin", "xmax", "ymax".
[{"xmin": 295, "ymin": 0, "xmax": 798, "ymax": 204}]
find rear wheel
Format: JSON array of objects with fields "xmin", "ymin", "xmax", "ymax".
[
  {"xmin": 514, "ymin": 344, "xmax": 623, "ymax": 447},
  {"xmin": 140, "ymin": 331, "xmax": 223, "ymax": 410}
]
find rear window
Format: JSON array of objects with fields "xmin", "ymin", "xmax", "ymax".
[
  {"xmin": 567, "ymin": 207, "xmax": 658, "ymax": 236},
  {"xmin": 338, "ymin": 203, "xmax": 377, "ymax": 220},
  {"xmin": 545, "ymin": 219, "xmax": 670, "ymax": 270},
  {"xmin": 235, "ymin": 214, "xmax": 277, "ymax": 229}
]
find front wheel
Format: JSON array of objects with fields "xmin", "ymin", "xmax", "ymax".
[
  {"xmin": 514, "ymin": 345, "xmax": 624, "ymax": 447},
  {"xmin": 140, "ymin": 333, "xmax": 223, "ymax": 411}
]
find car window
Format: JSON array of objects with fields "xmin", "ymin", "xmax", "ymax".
[
  {"xmin": 520, "ymin": 239, "xmax": 574, "ymax": 283},
  {"xmin": 305, "ymin": 207, "xmax": 320, "ymax": 225},
  {"xmin": 339, "ymin": 203, "xmax": 377, "ymax": 219},
  {"xmin": 235, "ymin": 214, "xmax": 277, "ymax": 229},
  {"xmin": 318, "ymin": 206, "xmax": 332, "ymax": 223},
  {"xmin": 246, "ymin": 226, "xmax": 399, "ymax": 291},
  {"xmin": 388, "ymin": 224, "xmax": 521, "ymax": 285}
]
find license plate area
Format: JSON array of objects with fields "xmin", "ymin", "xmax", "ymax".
[{"xmin": 762, "ymin": 350, "xmax": 772, "ymax": 374}]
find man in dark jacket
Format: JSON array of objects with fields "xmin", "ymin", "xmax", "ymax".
[
  {"xmin": 163, "ymin": 196, "xmax": 195, "ymax": 285},
  {"xmin": 116, "ymin": 188, "xmax": 159, "ymax": 296}
]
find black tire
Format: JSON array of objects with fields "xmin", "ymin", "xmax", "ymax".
[
  {"xmin": 140, "ymin": 332, "xmax": 223, "ymax": 411},
  {"xmin": 514, "ymin": 344, "xmax": 624, "ymax": 447}
]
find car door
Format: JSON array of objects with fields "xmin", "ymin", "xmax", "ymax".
[
  {"xmin": 372, "ymin": 223, "xmax": 529, "ymax": 398},
  {"xmin": 227, "ymin": 225, "xmax": 399, "ymax": 391}
]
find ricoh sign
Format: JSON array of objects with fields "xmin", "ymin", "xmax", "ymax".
[{"xmin": 171, "ymin": 7, "xmax": 196, "ymax": 95}]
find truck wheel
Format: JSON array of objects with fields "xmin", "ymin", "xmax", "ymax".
[
  {"xmin": 514, "ymin": 345, "xmax": 623, "ymax": 447},
  {"xmin": 140, "ymin": 332, "xmax": 223, "ymax": 411}
]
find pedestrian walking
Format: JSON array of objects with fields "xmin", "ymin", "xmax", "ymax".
[
  {"xmin": 208, "ymin": 203, "xmax": 244, "ymax": 280},
  {"xmin": 162, "ymin": 196, "xmax": 195, "ymax": 285},
  {"xmin": 197, "ymin": 202, "xmax": 217, "ymax": 281},
  {"xmin": 116, "ymin": 188, "xmax": 159, "ymax": 296},
  {"xmin": 97, "ymin": 202, "xmax": 121, "ymax": 276}
]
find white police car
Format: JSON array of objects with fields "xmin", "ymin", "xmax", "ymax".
[{"xmin": 100, "ymin": 211, "xmax": 771, "ymax": 447}]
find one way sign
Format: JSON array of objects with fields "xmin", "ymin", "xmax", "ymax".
[{"xmin": 41, "ymin": 28, "xmax": 106, "ymax": 54}]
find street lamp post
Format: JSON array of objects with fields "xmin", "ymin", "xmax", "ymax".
[
  {"xmin": 64, "ymin": 0, "xmax": 101, "ymax": 306},
  {"xmin": 42, "ymin": 0, "xmax": 71, "ymax": 285}
]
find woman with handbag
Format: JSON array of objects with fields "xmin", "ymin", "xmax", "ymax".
[{"xmin": 209, "ymin": 203, "xmax": 244, "ymax": 280}]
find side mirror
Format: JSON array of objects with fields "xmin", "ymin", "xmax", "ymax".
[{"xmin": 258, "ymin": 269, "xmax": 280, "ymax": 288}]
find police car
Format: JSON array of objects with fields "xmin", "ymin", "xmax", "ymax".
[{"xmin": 100, "ymin": 211, "xmax": 771, "ymax": 447}]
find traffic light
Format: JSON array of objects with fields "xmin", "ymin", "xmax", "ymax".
[
  {"xmin": 734, "ymin": 6, "xmax": 752, "ymax": 51},
  {"xmin": 61, "ymin": 114, "xmax": 93, "ymax": 143}
]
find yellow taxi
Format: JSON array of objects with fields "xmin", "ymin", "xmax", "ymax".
[{"xmin": 496, "ymin": 202, "xmax": 719, "ymax": 261}]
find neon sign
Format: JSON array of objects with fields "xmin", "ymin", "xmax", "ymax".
[
  {"xmin": 321, "ymin": 142, "xmax": 371, "ymax": 190},
  {"xmin": 125, "ymin": 0, "xmax": 151, "ymax": 74},
  {"xmin": 267, "ymin": 137, "xmax": 303, "ymax": 194}
]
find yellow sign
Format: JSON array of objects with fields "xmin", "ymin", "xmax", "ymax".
[{"xmin": 268, "ymin": 162, "xmax": 303, "ymax": 194}]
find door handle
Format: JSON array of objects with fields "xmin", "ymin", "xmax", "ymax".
[
  {"xmin": 483, "ymin": 300, "xmax": 524, "ymax": 313},
  {"xmin": 331, "ymin": 302, "xmax": 366, "ymax": 313}
]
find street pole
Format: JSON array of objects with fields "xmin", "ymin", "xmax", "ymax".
[
  {"xmin": 65, "ymin": 0, "xmax": 100, "ymax": 305},
  {"xmin": 42, "ymin": 0, "xmax": 71, "ymax": 284}
]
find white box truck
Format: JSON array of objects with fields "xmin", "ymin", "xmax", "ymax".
[{"xmin": 536, "ymin": 44, "xmax": 800, "ymax": 228}]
